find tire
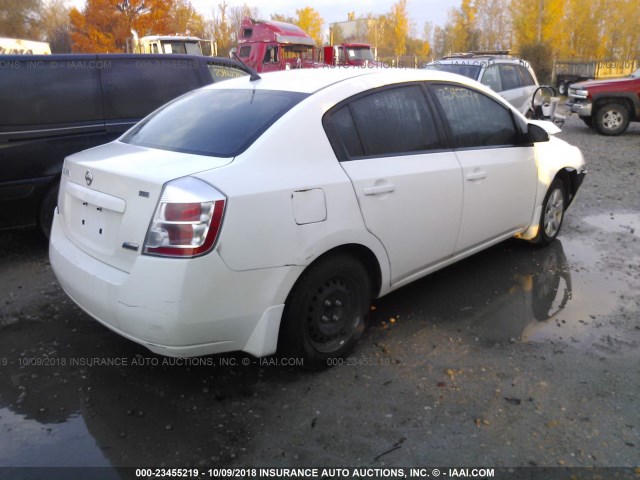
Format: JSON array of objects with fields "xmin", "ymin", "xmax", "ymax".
[
  {"xmin": 593, "ymin": 103, "xmax": 630, "ymax": 136},
  {"xmin": 531, "ymin": 178, "xmax": 566, "ymax": 246},
  {"xmin": 558, "ymin": 82, "xmax": 568, "ymax": 96},
  {"xmin": 279, "ymin": 254, "xmax": 372, "ymax": 368},
  {"xmin": 39, "ymin": 182, "xmax": 59, "ymax": 240},
  {"xmin": 580, "ymin": 116, "xmax": 593, "ymax": 128}
]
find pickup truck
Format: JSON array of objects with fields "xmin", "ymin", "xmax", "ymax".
[{"xmin": 566, "ymin": 68, "xmax": 640, "ymax": 135}]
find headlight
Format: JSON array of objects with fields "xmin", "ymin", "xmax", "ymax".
[{"xmin": 570, "ymin": 88, "xmax": 589, "ymax": 99}]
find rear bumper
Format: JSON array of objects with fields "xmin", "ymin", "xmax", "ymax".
[{"xmin": 49, "ymin": 211, "xmax": 302, "ymax": 358}]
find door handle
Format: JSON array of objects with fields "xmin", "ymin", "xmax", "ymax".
[
  {"xmin": 363, "ymin": 184, "xmax": 396, "ymax": 195},
  {"xmin": 466, "ymin": 170, "xmax": 487, "ymax": 181}
]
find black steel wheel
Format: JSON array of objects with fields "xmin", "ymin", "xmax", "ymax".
[
  {"xmin": 39, "ymin": 182, "xmax": 59, "ymax": 240},
  {"xmin": 279, "ymin": 254, "xmax": 372, "ymax": 368}
]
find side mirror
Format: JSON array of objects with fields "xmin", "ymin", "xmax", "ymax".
[{"xmin": 528, "ymin": 123, "xmax": 550, "ymax": 143}]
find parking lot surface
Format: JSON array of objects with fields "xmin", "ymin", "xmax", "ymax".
[{"xmin": 1, "ymin": 116, "xmax": 639, "ymax": 472}]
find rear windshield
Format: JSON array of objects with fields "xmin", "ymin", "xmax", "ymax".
[
  {"xmin": 122, "ymin": 88, "xmax": 308, "ymax": 157},
  {"xmin": 426, "ymin": 63, "xmax": 482, "ymax": 80}
]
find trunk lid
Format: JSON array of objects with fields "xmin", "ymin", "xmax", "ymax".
[{"xmin": 59, "ymin": 141, "xmax": 231, "ymax": 273}]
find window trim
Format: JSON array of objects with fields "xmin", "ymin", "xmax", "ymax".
[
  {"xmin": 322, "ymin": 82, "xmax": 450, "ymax": 162},
  {"xmin": 426, "ymin": 82, "xmax": 528, "ymax": 151}
]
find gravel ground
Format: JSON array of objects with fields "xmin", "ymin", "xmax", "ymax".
[{"xmin": 0, "ymin": 114, "xmax": 639, "ymax": 475}]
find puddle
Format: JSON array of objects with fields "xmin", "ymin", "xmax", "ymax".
[
  {"xmin": 0, "ymin": 408, "xmax": 112, "ymax": 467},
  {"xmin": 583, "ymin": 212, "xmax": 640, "ymax": 238},
  {"xmin": 519, "ymin": 236, "xmax": 639, "ymax": 353},
  {"xmin": 372, "ymin": 231, "xmax": 640, "ymax": 356}
]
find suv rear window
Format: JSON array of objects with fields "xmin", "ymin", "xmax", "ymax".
[
  {"xmin": 427, "ymin": 63, "xmax": 482, "ymax": 80},
  {"xmin": 122, "ymin": 89, "xmax": 307, "ymax": 157}
]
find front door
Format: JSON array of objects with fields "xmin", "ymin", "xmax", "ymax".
[{"xmin": 324, "ymin": 84, "xmax": 464, "ymax": 285}]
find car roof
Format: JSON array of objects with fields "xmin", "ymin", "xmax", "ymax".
[
  {"xmin": 0, "ymin": 53, "xmax": 242, "ymax": 67},
  {"xmin": 436, "ymin": 56, "xmax": 524, "ymax": 64},
  {"xmin": 203, "ymin": 67, "xmax": 481, "ymax": 94}
]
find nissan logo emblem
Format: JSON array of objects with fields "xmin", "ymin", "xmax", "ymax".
[{"xmin": 85, "ymin": 170, "xmax": 93, "ymax": 186}]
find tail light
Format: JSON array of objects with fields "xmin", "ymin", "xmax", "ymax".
[{"xmin": 143, "ymin": 177, "xmax": 226, "ymax": 258}]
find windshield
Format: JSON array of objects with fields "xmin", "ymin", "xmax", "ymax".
[
  {"xmin": 161, "ymin": 40, "xmax": 201, "ymax": 55},
  {"xmin": 282, "ymin": 45, "xmax": 314, "ymax": 61},
  {"xmin": 347, "ymin": 47, "xmax": 374, "ymax": 62},
  {"xmin": 425, "ymin": 63, "xmax": 482, "ymax": 80},
  {"xmin": 122, "ymin": 89, "xmax": 308, "ymax": 157}
]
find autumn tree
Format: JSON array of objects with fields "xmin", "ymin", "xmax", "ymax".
[
  {"xmin": 0, "ymin": 0, "xmax": 42, "ymax": 38},
  {"xmin": 270, "ymin": 13, "xmax": 295, "ymax": 24},
  {"xmin": 39, "ymin": 0, "xmax": 71, "ymax": 52},
  {"xmin": 474, "ymin": 0, "xmax": 511, "ymax": 51},
  {"xmin": 448, "ymin": 0, "xmax": 479, "ymax": 52},
  {"xmin": 209, "ymin": 1, "xmax": 233, "ymax": 56},
  {"xmin": 167, "ymin": 1, "xmax": 205, "ymax": 37},
  {"xmin": 294, "ymin": 7, "xmax": 323, "ymax": 46},
  {"xmin": 388, "ymin": 0, "xmax": 409, "ymax": 57},
  {"xmin": 69, "ymin": 0, "xmax": 206, "ymax": 53}
]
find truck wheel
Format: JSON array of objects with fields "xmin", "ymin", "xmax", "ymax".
[
  {"xmin": 279, "ymin": 254, "xmax": 371, "ymax": 369},
  {"xmin": 558, "ymin": 82, "xmax": 568, "ymax": 96},
  {"xmin": 580, "ymin": 116, "xmax": 592, "ymax": 128},
  {"xmin": 594, "ymin": 103, "xmax": 630, "ymax": 136}
]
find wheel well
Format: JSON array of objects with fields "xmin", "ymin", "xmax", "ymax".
[
  {"xmin": 593, "ymin": 98, "xmax": 633, "ymax": 119},
  {"xmin": 554, "ymin": 169, "xmax": 579, "ymax": 207},
  {"xmin": 305, "ymin": 244, "xmax": 382, "ymax": 298}
]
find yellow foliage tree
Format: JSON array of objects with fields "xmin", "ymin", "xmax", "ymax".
[
  {"xmin": 388, "ymin": 0, "xmax": 409, "ymax": 57},
  {"xmin": 295, "ymin": 6, "xmax": 324, "ymax": 46}
]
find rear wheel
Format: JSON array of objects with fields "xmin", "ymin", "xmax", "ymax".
[
  {"xmin": 531, "ymin": 178, "xmax": 566, "ymax": 246},
  {"xmin": 279, "ymin": 254, "xmax": 372, "ymax": 368},
  {"xmin": 558, "ymin": 82, "xmax": 568, "ymax": 96},
  {"xmin": 594, "ymin": 103, "xmax": 630, "ymax": 136},
  {"xmin": 39, "ymin": 182, "xmax": 59, "ymax": 240}
]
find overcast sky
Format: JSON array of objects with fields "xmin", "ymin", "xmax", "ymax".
[{"xmin": 67, "ymin": 0, "xmax": 457, "ymax": 39}]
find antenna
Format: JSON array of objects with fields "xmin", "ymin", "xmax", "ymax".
[{"xmin": 232, "ymin": 52, "xmax": 261, "ymax": 82}]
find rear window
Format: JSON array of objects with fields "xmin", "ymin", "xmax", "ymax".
[
  {"xmin": 122, "ymin": 89, "xmax": 307, "ymax": 157},
  {"xmin": 426, "ymin": 63, "xmax": 482, "ymax": 80},
  {"xmin": 206, "ymin": 63, "xmax": 247, "ymax": 82}
]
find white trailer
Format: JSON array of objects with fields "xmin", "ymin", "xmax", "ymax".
[{"xmin": 0, "ymin": 38, "xmax": 51, "ymax": 55}]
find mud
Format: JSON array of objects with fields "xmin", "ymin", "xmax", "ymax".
[{"xmin": 1, "ymin": 115, "xmax": 639, "ymax": 472}]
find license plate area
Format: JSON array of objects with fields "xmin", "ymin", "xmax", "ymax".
[{"xmin": 66, "ymin": 195, "xmax": 122, "ymax": 254}]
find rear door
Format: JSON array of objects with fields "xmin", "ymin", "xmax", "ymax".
[
  {"xmin": 429, "ymin": 83, "xmax": 537, "ymax": 253},
  {"xmin": 496, "ymin": 63, "xmax": 534, "ymax": 114},
  {"xmin": 324, "ymin": 83, "xmax": 463, "ymax": 285}
]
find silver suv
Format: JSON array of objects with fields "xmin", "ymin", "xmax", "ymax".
[{"xmin": 425, "ymin": 52, "xmax": 539, "ymax": 116}]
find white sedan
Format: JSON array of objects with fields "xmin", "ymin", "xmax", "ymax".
[{"xmin": 50, "ymin": 67, "xmax": 586, "ymax": 368}]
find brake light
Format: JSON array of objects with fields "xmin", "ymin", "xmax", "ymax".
[{"xmin": 143, "ymin": 177, "xmax": 226, "ymax": 258}]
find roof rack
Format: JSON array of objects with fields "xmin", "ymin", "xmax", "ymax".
[
  {"xmin": 441, "ymin": 50, "xmax": 512, "ymax": 60},
  {"xmin": 470, "ymin": 50, "xmax": 511, "ymax": 55}
]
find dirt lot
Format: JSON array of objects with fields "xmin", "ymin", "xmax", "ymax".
[{"xmin": 1, "ymin": 115, "xmax": 639, "ymax": 476}]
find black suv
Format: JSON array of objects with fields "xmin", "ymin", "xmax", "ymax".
[{"xmin": 0, "ymin": 54, "xmax": 247, "ymax": 236}]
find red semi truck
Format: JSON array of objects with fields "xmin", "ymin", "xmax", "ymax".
[
  {"xmin": 322, "ymin": 43, "xmax": 377, "ymax": 67},
  {"xmin": 236, "ymin": 17, "xmax": 318, "ymax": 72},
  {"xmin": 235, "ymin": 17, "xmax": 378, "ymax": 72}
]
